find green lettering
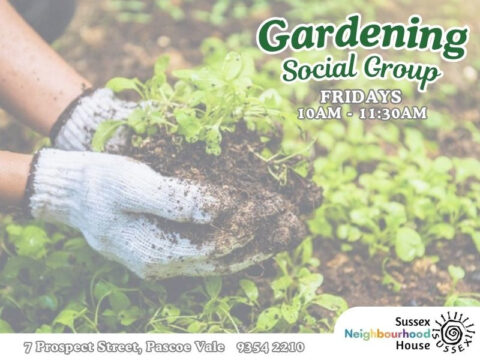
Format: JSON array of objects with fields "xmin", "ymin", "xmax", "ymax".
[
  {"xmin": 361, "ymin": 24, "xmax": 381, "ymax": 47},
  {"xmin": 282, "ymin": 59, "xmax": 298, "ymax": 82},
  {"xmin": 335, "ymin": 14, "xmax": 359, "ymax": 47},
  {"xmin": 257, "ymin": 18, "xmax": 289, "ymax": 53},
  {"xmin": 382, "ymin": 25, "xmax": 406, "ymax": 47},
  {"xmin": 291, "ymin": 25, "xmax": 315, "ymax": 49},
  {"xmin": 444, "ymin": 28, "xmax": 469, "ymax": 60}
]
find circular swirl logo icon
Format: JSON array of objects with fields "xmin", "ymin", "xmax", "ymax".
[
  {"xmin": 433, "ymin": 312, "xmax": 475, "ymax": 354},
  {"xmin": 441, "ymin": 320, "xmax": 463, "ymax": 345}
]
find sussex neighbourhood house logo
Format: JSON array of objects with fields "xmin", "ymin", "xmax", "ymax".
[
  {"xmin": 344, "ymin": 311, "xmax": 475, "ymax": 354},
  {"xmin": 433, "ymin": 311, "xmax": 475, "ymax": 354}
]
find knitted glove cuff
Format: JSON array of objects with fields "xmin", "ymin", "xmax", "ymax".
[
  {"xmin": 50, "ymin": 88, "xmax": 135, "ymax": 151},
  {"xmin": 25, "ymin": 148, "xmax": 88, "ymax": 225}
]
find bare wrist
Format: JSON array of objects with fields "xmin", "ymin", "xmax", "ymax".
[{"xmin": 0, "ymin": 151, "xmax": 33, "ymax": 206}]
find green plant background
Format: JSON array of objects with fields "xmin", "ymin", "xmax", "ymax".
[{"xmin": 0, "ymin": 0, "xmax": 479, "ymax": 333}]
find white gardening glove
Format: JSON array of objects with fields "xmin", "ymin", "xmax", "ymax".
[
  {"xmin": 25, "ymin": 148, "xmax": 265, "ymax": 279},
  {"xmin": 50, "ymin": 88, "xmax": 135, "ymax": 152}
]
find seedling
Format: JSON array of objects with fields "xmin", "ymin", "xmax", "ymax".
[
  {"xmin": 94, "ymin": 52, "xmax": 309, "ymax": 188},
  {"xmin": 444, "ymin": 265, "xmax": 480, "ymax": 306}
]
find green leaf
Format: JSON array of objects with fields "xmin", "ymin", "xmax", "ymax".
[
  {"xmin": 239, "ymin": 279, "xmax": 258, "ymax": 303},
  {"xmin": 0, "ymin": 319, "xmax": 13, "ymax": 333},
  {"xmin": 126, "ymin": 109, "xmax": 148, "ymax": 134},
  {"xmin": 271, "ymin": 276, "xmax": 292, "ymax": 300},
  {"xmin": 349, "ymin": 208, "xmax": 378, "ymax": 230},
  {"xmin": 395, "ymin": 227, "xmax": 425, "ymax": 262},
  {"xmin": 187, "ymin": 321, "xmax": 207, "ymax": 333},
  {"xmin": 222, "ymin": 52, "xmax": 243, "ymax": 80},
  {"xmin": 448, "ymin": 265, "xmax": 465, "ymax": 282},
  {"xmin": 118, "ymin": 306, "xmax": 142, "ymax": 326},
  {"xmin": 8, "ymin": 225, "xmax": 50, "ymax": 259},
  {"xmin": 473, "ymin": 232, "xmax": 480, "ymax": 253},
  {"xmin": 259, "ymin": 89, "xmax": 282, "ymax": 108},
  {"xmin": 294, "ymin": 237, "xmax": 313, "ymax": 265},
  {"xmin": 299, "ymin": 272, "xmax": 324, "ymax": 298},
  {"xmin": 37, "ymin": 294, "xmax": 58, "ymax": 311},
  {"xmin": 292, "ymin": 160, "xmax": 309, "ymax": 178},
  {"xmin": 256, "ymin": 307, "xmax": 281, "ymax": 331},
  {"xmin": 308, "ymin": 210, "xmax": 332, "ymax": 237},
  {"xmin": 450, "ymin": 297, "xmax": 480, "ymax": 306},
  {"xmin": 175, "ymin": 109, "xmax": 201, "ymax": 142},
  {"xmin": 433, "ymin": 156, "xmax": 453, "ymax": 173},
  {"xmin": 161, "ymin": 304, "xmax": 180, "ymax": 323},
  {"xmin": 106, "ymin": 77, "xmax": 141, "ymax": 93},
  {"xmin": 109, "ymin": 291, "xmax": 131, "ymax": 312},
  {"xmin": 205, "ymin": 127, "xmax": 222, "ymax": 155},
  {"xmin": 5, "ymin": 224, "xmax": 22, "ymax": 237},
  {"xmin": 313, "ymin": 294, "xmax": 348, "ymax": 313},
  {"xmin": 54, "ymin": 309, "xmax": 83, "ymax": 330},
  {"xmin": 336, "ymin": 224, "xmax": 361, "ymax": 242},
  {"xmin": 176, "ymin": 68, "xmax": 224, "ymax": 90},
  {"xmin": 324, "ymin": 122, "xmax": 346, "ymax": 139},
  {"xmin": 35, "ymin": 324, "xmax": 53, "ymax": 333},
  {"xmin": 204, "ymin": 277, "xmax": 222, "ymax": 299},
  {"xmin": 154, "ymin": 55, "xmax": 170, "ymax": 75},
  {"xmin": 46, "ymin": 251, "xmax": 71, "ymax": 269},
  {"xmin": 94, "ymin": 281, "xmax": 113, "ymax": 301},
  {"xmin": 171, "ymin": 68, "xmax": 194, "ymax": 80},
  {"xmin": 1, "ymin": 256, "xmax": 34, "ymax": 279},
  {"xmin": 428, "ymin": 223, "xmax": 455, "ymax": 240},
  {"xmin": 404, "ymin": 128, "xmax": 424, "ymax": 153},
  {"xmin": 382, "ymin": 266, "xmax": 403, "ymax": 293},
  {"xmin": 281, "ymin": 303, "xmax": 299, "ymax": 324},
  {"xmin": 91, "ymin": 120, "xmax": 125, "ymax": 152},
  {"xmin": 454, "ymin": 158, "xmax": 480, "ymax": 182}
]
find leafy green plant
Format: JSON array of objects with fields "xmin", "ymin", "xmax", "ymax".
[
  {"xmin": 0, "ymin": 214, "xmax": 342, "ymax": 333},
  {"xmin": 444, "ymin": 265, "xmax": 480, "ymax": 306},
  {"xmin": 381, "ymin": 258, "xmax": 403, "ymax": 293},
  {"xmin": 94, "ymin": 51, "xmax": 305, "ymax": 166},
  {"xmin": 308, "ymin": 117, "xmax": 480, "ymax": 260},
  {"xmin": 255, "ymin": 237, "xmax": 347, "ymax": 333}
]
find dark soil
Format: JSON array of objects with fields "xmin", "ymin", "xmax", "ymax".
[
  {"xmin": 121, "ymin": 122, "xmax": 322, "ymax": 273},
  {"xmin": 439, "ymin": 127, "xmax": 480, "ymax": 158},
  {"xmin": 318, "ymin": 237, "xmax": 480, "ymax": 307}
]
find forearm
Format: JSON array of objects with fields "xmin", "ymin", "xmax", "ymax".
[
  {"xmin": 0, "ymin": 1, "xmax": 91, "ymax": 136},
  {"xmin": 0, "ymin": 151, "xmax": 32, "ymax": 206}
]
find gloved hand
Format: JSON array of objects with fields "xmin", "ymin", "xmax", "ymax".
[
  {"xmin": 25, "ymin": 148, "xmax": 265, "ymax": 279},
  {"xmin": 50, "ymin": 88, "xmax": 136, "ymax": 152}
]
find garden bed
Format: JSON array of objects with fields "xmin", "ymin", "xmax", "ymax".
[{"xmin": 1, "ymin": 0, "xmax": 479, "ymax": 334}]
